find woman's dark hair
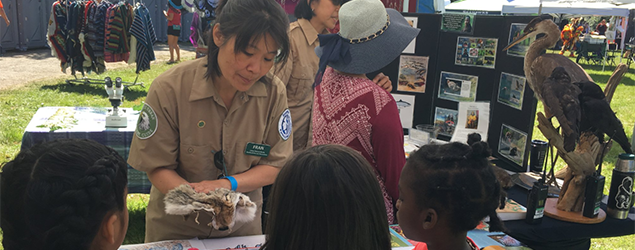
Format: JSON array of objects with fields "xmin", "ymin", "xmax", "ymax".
[
  {"xmin": 404, "ymin": 141, "xmax": 504, "ymax": 233},
  {"xmin": 294, "ymin": 0, "xmax": 349, "ymax": 20},
  {"xmin": 1, "ymin": 139, "xmax": 128, "ymax": 250},
  {"xmin": 206, "ymin": 0, "xmax": 290, "ymax": 78},
  {"xmin": 261, "ymin": 144, "xmax": 391, "ymax": 250}
]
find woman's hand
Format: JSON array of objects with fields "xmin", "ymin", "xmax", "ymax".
[
  {"xmin": 189, "ymin": 179, "xmax": 232, "ymax": 193},
  {"xmin": 372, "ymin": 72, "xmax": 393, "ymax": 92}
]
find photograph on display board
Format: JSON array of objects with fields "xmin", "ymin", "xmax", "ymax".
[
  {"xmin": 497, "ymin": 72, "xmax": 526, "ymax": 110},
  {"xmin": 434, "ymin": 107, "xmax": 458, "ymax": 137},
  {"xmin": 403, "ymin": 17, "xmax": 418, "ymax": 54},
  {"xmin": 507, "ymin": 23, "xmax": 534, "ymax": 57},
  {"xmin": 391, "ymin": 93, "xmax": 415, "ymax": 129},
  {"xmin": 498, "ymin": 124, "xmax": 527, "ymax": 167},
  {"xmin": 397, "ymin": 55, "xmax": 428, "ymax": 93},
  {"xmin": 455, "ymin": 36, "xmax": 497, "ymax": 69},
  {"xmin": 465, "ymin": 109, "xmax": 479, "ymax": 129},
  {"xmin": 441, "ymin": 13, "xmax": 474, "ymax": 34},
  {"xmin": 438, "ymin": 71, "xmax": 478, "ymax": 102}
]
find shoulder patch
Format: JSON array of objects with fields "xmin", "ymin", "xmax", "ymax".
[
  {"xmin": 278, "ymin": 108, "xmax": 292, "ymax": 141},
  {"xmin": 135, "ymin": 103, "xmax": 158, "ymax": 140}
]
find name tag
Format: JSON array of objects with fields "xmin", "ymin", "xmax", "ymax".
[{"xmin": 245, "ymin": 142, "xmax": 271, "ymax": 157}]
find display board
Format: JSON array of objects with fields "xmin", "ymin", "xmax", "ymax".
[{"xmin": 377, "ymin": 14, "xmax": 537, "ymax": 172}]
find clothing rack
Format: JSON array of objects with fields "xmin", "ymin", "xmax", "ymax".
[{"xmin": 58, "ymin": 0, "xmax": 153, "ymax": 90}]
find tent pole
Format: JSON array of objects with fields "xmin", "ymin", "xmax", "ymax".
[{"xmin": 620, "ymin": 17, "xmax": 628, "ymax": 64}]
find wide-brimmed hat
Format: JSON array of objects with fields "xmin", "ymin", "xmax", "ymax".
[
  {"xmin": 315, "ymin": 0, "xmax": 420, "ymax": 79},
  {"xmin": 169, "ymin": 0, "xmax": 183, "ymax": 9}
]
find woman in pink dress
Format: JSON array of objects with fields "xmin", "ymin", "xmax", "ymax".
[{"xmin": 312, "ymin": 0, "xmax": 419, "ymax": 223}]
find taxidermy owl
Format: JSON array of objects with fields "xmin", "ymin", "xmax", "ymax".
[{"xmin": 164, "ymin": 184, "xmax": 257, "ymax": 231}]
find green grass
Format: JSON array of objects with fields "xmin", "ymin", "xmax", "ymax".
[{"xmin": 1, "ymin": 54, "xmax": 634, "ymax": 249}]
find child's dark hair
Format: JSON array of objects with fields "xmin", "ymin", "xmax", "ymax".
[
  {"xmin": 404, "ymin": 141, "xmax": 504, "ymax": 233},
  {"xmin": 261, "ymin": 144, "xmax": 391, "ymax": 250},
  {"xmin": 1, "ymin": 139, "xmax": 128, "ymax": 250},
  {"xmin": 294, "ymin": 0, "xmax": 350, "ymax": 20},
  {"xmin": 206, "ymin": 0, "xmax": 290, "ymax": 78}
]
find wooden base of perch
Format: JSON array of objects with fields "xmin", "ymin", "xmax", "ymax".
[{"xmin": 544, "ymin": 198, "xmax": 606, "ymax": 224}]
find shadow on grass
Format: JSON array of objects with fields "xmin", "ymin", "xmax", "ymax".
[{"xmin": 39, "ymin": 81, "xmax": 148, "ymax": 102}]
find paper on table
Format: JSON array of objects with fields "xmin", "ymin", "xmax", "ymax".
[
  {"xmin": 451, "ymin": 102, "xmax": 490, "ymax": 143},
  {"xmin": 201, "ymin": 235, "xmax": 265, "ymax": 249}
]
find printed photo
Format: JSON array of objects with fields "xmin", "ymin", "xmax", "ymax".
[
  {"xmin": 497, "ymin": 72, "xmax": 526, "ymax": 110},
  {"xmin": 455, "ymin": 36, "xmax": 497, "ymax": 69},
  {"xmin": 438, "ymin": 71, "xmax": 478, "ymax": 102},
  {"xmin": 441, "ymin": 13, "xmax": 474, "ymax": 34},
  {"xmin": 488, "ymin": 235, "xmax": 524, "ymax": 247},
  {"xmin": 434, "ymin": 107, "xmax": 458, "ymax": 137},
  {"xmin": 465, "ymin": 110, "xmax": 479, "ymax": 129},
  {"xmin": 507, "ymin": 23, "xmax": 534, "ymax": 57},
  {"xmin": 403, "ymin": 16, "xmax": 418, "ymax": 54},
  {"xmin": 498, "ymin": 124, "xmax": 528, "ymax": 167},
  {"xmin": 398, "ymin": 55, "xmax": 429, "ymax": 93},
  {"xmin": 391, "ymin": 93, "xmax": 415, "ymax": 128}
]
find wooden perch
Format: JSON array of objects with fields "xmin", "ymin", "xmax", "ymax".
[
  {"xmin": 537, "ymin": 113, "xmax": 600, "ymax": 211},
  {"xmin": 534, "ymin": 64, "xmax": 626, "ymax": 212},
  {"xmin": 603, "ymin": 63, "xmax": 627, "ymax": 103}
]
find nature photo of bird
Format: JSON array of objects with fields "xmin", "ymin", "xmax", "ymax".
[
  {"xmin": 574, "ymin": 80, "xmax": 633, "ymax": 154},
  {"xmin": 541, "ymin": 67, "xmax": 581, "ymax": 152}
]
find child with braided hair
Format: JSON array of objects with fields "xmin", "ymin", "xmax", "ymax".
[
  {"xmin": 1, "ymin": 139, "xmax": 129, "ymax": 250},
  {"xmin": 396, "ymin": 140, "xmax": 504, "ymax": 250}
]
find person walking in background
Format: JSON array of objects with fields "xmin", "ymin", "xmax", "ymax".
[
  {"xmin": 164, "ymin": 0, "xmax": 182, "ymax": 64},
  {"xmin": 560, "ymin": 17, "xmax": 583, "ymax": 57},
  {"xmin": 596, "ymin": 19, "xmax": 608, "ymax": 35},
  {"xmin": 0, "ymin": 0, "xmax": 11, "ymax": 56}
]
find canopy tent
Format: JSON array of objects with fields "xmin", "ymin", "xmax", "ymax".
[
  {"xmin": 502, "ymin": 0, "xmax": 633, "ymax": 70},
  {"xmin": 444, "ymin": 0, "xmax": 513, "ymax": 14},
  {"xmin": 502, "ymin": 1, "xmax": 631, "ymax": 17}
]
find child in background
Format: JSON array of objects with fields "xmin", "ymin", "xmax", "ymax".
[
  {"xmin": 396, "ymin": 141, "xmax": 504, "ymax": 250},
  {"xmin": 164, "ymin": 0, "xmax": 182, "ymax": 63},
  {"xmin": 1, "ymin": 139, "xmax": 129, "ymax": 250}
]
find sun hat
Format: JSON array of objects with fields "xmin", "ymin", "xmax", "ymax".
[
  {"xmin": 314, "ymin": 0, "xmax": 420, "ymax": 86},
  {"xmin": 169, "ymin": 0, "xmax": 183, "ymax": 9}
]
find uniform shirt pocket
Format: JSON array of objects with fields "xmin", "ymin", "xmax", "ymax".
[
  {"xmin": 178, "ymin": 144, "xmax": 216, "ymax": 182},
  {"xmin": 287, "ymin": 65, "xmax": 313, "ymax": 104}
]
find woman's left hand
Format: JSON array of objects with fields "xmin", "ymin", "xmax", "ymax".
[
  {"xmin": 190, "ymin": 179, "xmax": 232, "ymax": 193},
  {"xmin": 373, "ymin": 73, "xmax": 393, "ymax": 92}
]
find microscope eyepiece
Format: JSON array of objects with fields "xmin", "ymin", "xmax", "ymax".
[
  {"xmin": 105, "ymin": 77, "xmax": 113, "ymax": 87},
  {"xmin": 115, "ymin": 77, "xmax": 123, "ymax": 88}
]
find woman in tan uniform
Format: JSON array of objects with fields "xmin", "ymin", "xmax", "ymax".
[
  {"xmin": 274, "ymin": 0, "xmax": 392, "ymax": 152},
  {"xmin": 128, "ymin": 0, "xmax": 292, "ymax": 242}
]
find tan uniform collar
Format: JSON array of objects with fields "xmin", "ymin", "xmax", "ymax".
[
  {"xmin": 298, "ymin": 18, "xmax": 329, "ymax": 46},
  {"xmin": 190, "ymin": 58, "xmax": 268, "ymax": 102}
]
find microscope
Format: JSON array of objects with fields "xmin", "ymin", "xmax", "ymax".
[{"xmin": 105, "ymin": 77, "xmax": 128, "ymax": 128}]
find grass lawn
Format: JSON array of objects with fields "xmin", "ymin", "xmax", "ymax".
[{"xmin": 1, "ymin": 54, "xmax": 634, "ymax": 249}]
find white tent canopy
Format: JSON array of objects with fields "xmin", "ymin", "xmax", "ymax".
[
  {"xmin": 445, "ymin": 0, "xmax": 512, "ymax": 13},
  {"xmin": 502, "ymin": 1, "xmax": 631, "ymax": 17}
]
